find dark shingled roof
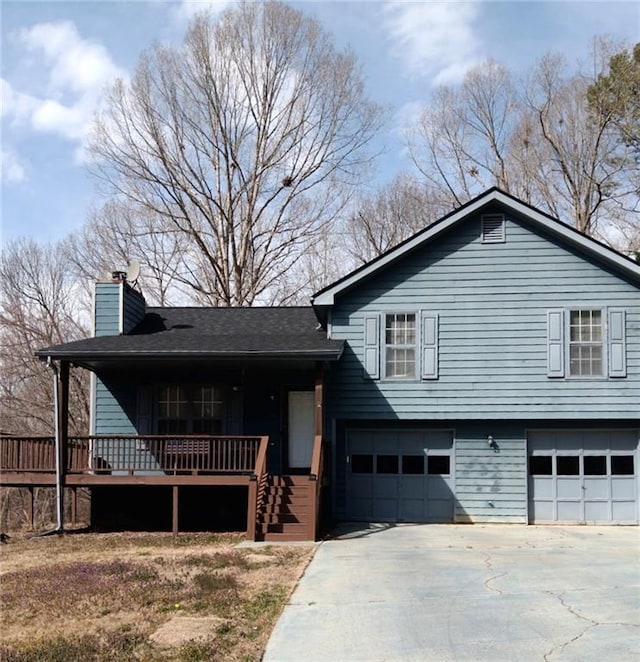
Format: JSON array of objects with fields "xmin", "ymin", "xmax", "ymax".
[{"xmin": 38, "ymin": 307, "xmax": 344, "ymax": 366}]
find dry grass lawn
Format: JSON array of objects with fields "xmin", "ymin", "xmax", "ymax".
[{"xmin": 0, "ymin": 531, "xmax": 315, "ymax": 661}]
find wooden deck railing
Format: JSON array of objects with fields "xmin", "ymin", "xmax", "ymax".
[
  {"xmin": 0, "ymin": 436, "xmax": 56, "ymax": 472},
  {"xmin": 0, "ymin": 435, "xmax": 267, "ymax": 475}
]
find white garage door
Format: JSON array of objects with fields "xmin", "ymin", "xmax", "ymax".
[
  {"xmin": 346, "ymin": 429, "xmax": 454, "ymax": 523},
  {"xmin": 528, "ymin": 430, "xmax": 638, "ymax": 524}
]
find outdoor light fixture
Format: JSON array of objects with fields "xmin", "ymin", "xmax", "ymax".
[{"xmin": 487, "ymin": 435, "xmax": 499, "ymax": 452}]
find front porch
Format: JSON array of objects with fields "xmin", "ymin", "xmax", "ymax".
[{"xmin": 0, "ymin": 434, "xmax": 325, "ymax": 541}]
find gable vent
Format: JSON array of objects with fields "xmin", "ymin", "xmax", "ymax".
[{"xmin": 481, "ymin": 214, "xmax": 506, "ymax": 243}]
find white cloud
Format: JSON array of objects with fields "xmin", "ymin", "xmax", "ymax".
[
  {"xmin": 382, "ymin": 1, "xmax": 482, "ymax": 84},
  {"xmin": 19, "ymin": 21, "xmax": 123, "ymax": 97},
  {"xmin": 172, "ymin": 0, "xmax": 233, "ymax": 24},
  {"xmin": 1, "ymin": 149, "xmax": 29, "ymax": 184},
  {"xmin": 3, "ymin": 21, "xmax": 126, "ymax": 160},
  {"xmin": 1, "ymin": 78, "xmax": 39, "ymax": 123}
]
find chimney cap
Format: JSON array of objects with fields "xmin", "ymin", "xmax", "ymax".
[{"xmin": 111, "ymin": 270, "xmax": 127, "ymax": 281}]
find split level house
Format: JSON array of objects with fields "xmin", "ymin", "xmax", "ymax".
[{"xmin": 2, "ymin": 188, "xmax": 639, "ymax": 539}]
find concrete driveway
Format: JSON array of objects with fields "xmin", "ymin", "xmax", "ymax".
[{"xmin": 263, "ymin": 524, "xmax": 639, "ymax": 661}]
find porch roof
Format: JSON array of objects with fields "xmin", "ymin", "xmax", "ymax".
[{"xmin": 37, "ymin": 306, "xmax": 344, "ymax": 369}]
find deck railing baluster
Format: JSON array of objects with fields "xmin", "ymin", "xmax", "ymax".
[{"xmin": 1, "ymin": 435, "xmax": 264, "ymax": 477}]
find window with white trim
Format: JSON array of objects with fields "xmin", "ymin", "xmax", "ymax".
[
  {"xmin": 157, "ymin": 385, "xmax": 224, "ymax": 434},
  {"xmin": 569, "ymin": 309, "xmax": 603, "ymax": 376},
  {"xmin": 547, "ymin": 308, "xmax": 626, "ymax": 379},
  {"xmin": 384, "ymin": 313, "xmax": 416, "ymax": 379}
]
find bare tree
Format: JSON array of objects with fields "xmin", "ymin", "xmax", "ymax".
[
  {"xmin": 66, "ymin": 200, "xmax": 191, "ymax": 307},
  {"xmin": 89, "ymin": 1, "xmax": 383, "ymax": 306},
  {"xmin": 347, "ymin": 174, "xmax": 451, "ymax": 264},
  {"xmin": 524, "ymin": 51, "xmax": 632, "ymax": 236},
  {"xmin": 0, "ymin": 239, "xmax": 89, "ymax": 436},
  {"xmin": 408, "ymin": 42, "xmax": 639, "ymax": 244},
  {"xmin": 408, "ymin": 60, "xmax": 520, "ymax": 206}
]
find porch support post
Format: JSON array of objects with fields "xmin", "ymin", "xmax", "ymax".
[
  {"xmin": 59, "ymin": 362, "xmax": 70, "ymax": 466},
  {"xmin": 247, "ymin": 479, "xmax": 258, "ymax": 541},
  {"xmin": 58, "ymin": 361, "xmax": 70, "ymax": 528},
  {"xmin": 172, "ymin": 485, "xmax": 179, "ymax": 537},
  {"xmin": 71, "ymin": 487, "xmax": 77, "ymax": 526},
  {"xmin": 314, "ymin": 362, "xmax": 324, "ymax": 438},
  {"xmin": 27, "ymin": 486, "xmax": 34, "ymax": 530}
]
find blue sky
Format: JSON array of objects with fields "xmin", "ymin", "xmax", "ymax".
[{"xmin": 2, "ymin": 0, "xmax": 638, "ymax": 246}]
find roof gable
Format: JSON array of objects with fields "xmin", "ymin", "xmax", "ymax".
[{"xmin": 312, "ymin": 188, "xmax": 640, "ymax": 307}]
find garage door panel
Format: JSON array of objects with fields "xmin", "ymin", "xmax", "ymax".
[
  {"xmin": 427, "ymin": 499, "xmax": 453, "ymax": 522},
  {"xmin": 424, "ymin": 432, "xmax": 452, "ymax": 451},
  {"xmin": 399, "ymin": 499, "xmax": 425, "ymax": 521},
  {"xmin": 530, "ymin": 500, "xmax": 554, "ymax": 521},
  {"xmin": 375, "ymin": 498, "xmax": 398, "ymax": 520},
  {"xmin": 399, "ymin": 476, "xmax": 424, "ymax": 499},
  {"xmin": 531, "ymin": 477, "xmax": 554, "ymax": 498},
  {"xmin": 528, "ymin": 433, "xmax": 555, "ymax": 450},
  {"xmin": 374, "ymin": 433, "xmax": 398, "ymax": 454},
  {"xmin": 612, "ymin": 478, "xmax": 635, "ymax": 499},
  {"xmin": 584, "ymin": 501, "xmax": 609, "ymax": 521},
  {"xmin": 528, "ymin": 430, "xmax": 638, "ymax": 525},
  {"xmin": 347, "ymin": 429, "xmax": 453, "ymax": 523},
  {"xmin": 583, "ymin": 478, "xmax": 608, "ymax": 498},
  {"xmin": 373, "ymin": 475, "xmax": 398, "ymax": 496},
  {"xmin": 612, "ymin": 437, "xmax": 638, "ymax": 451},
  {"xmin": 557, "ymin": 500, "xmax": 581, "ymax": 521},
  {"xmin": 349, "ymin": 497, "xmax": 372, "ymax": 520},
  {"xmin": 557, "ymin": 478, "xmax": 581, "ymax": 498},
  {"xmin": 612, "ymin": 501, "xmax": 636, "ymax": 521},
  {"xmin": 349, "ymin": 432, "xmax": 372, "ymax": 453},
  {"xmin": 397, "ymin": 432, "xmax": 424, "ymax": 452},
  {"xmin": 427, "ymin": 477, "xmax": 453, "ymax": 499},
  {"xmin": 555, "ymin": 432, "xmax": 583, "ymax": 449}
]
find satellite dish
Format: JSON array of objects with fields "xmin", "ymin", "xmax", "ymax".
[{"xmin": 126, "ymin": 259, "xmax": 141, "ymax": 283}]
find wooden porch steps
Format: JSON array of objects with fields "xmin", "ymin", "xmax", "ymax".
[{"xmin": 256, "ymin": 475, "xmax": 315, "ymax": 542}]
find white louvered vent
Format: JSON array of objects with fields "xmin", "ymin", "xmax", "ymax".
[{"xmin": 481, "ymin": 214, "xmax": 506, "ymax": 243}]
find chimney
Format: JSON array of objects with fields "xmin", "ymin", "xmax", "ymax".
[{"xmin": 94, "ymin": 272, "xmax": 146, "ymax": 337}]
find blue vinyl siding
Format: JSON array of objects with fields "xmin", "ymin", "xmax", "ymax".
[
  {"xmin": 454, "ymin": 423, "xmax": 527, "ymax": 523},
  {"xmin": 94, "ymin": 376, "xmax": 136, "ymax": 435},
  {"xmin": 122, "ymin": 286, "xmax": 146, "ymax": 333},
  {"xmin": 94, "ymin": 376, "xmax": 148, "ymax": 473},
  {"xmin": 326, "ymin": 208, "xmax": 640, "ymax": 421},
  {"xmin": 94, "ymin": 281, "xmax": 145, "ymax": 336},
  {"xmin": 94, "ymin": 283, "xmax": 121, "ymax": 336}
]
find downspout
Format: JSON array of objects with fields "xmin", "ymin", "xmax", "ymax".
[{"xmin": 31, "ymin": 356, "xmax": 64, "ymax": 537}]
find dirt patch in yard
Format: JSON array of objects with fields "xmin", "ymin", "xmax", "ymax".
[
  {"xmin": 0, "ymin": 532, "xmax": 315, "ymax": 662},
  {"xmin": 150, "ymin": 615, "xmax": 229, "ymax": 647}
]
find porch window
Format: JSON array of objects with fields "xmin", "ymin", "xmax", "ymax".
[{"xmin": 157, "ymin": 385, "xmax": 224, "ymax": 434}]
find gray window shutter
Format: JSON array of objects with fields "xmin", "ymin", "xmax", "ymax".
[
  {"xmin": 363, "ymin": 315, "xmax": 380, "ymax": 380},
  {"xmin": 608, "ymin": 309, "xmax": 626, "ymax": 377},
  {"xmin": 547, "ymin": 310, "xmax": 565, "ymax": 377},
  {"xmin": 137, "ymin": 385, "xmax": 153, "ymax": 434},
  {"xmin": 421, "ymin": 313, "xmax": 439, "ymax": 379}
]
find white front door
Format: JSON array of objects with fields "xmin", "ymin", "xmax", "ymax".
[{"xmin": 288, "ymin": 391, "xmax": 315, "ymax": 469}]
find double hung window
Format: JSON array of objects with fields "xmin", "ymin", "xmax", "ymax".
[
  {"xmin": 363, "ymin": 311, "xmax": 439, "ymax": 381},
  {"xmin": 157, "ymin": 385, "xmax": 224, "ymax": 434},
  {"xmin": 569, "ymin": 310, "xmax": 602, "ymax": 377},
  {"xmin": 547, "ymin": 308, "xmax": 626, "ymax": 379},
  {"xmin": 384, "ymin": 313, "xmax": 416, "ymax": 379}
]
